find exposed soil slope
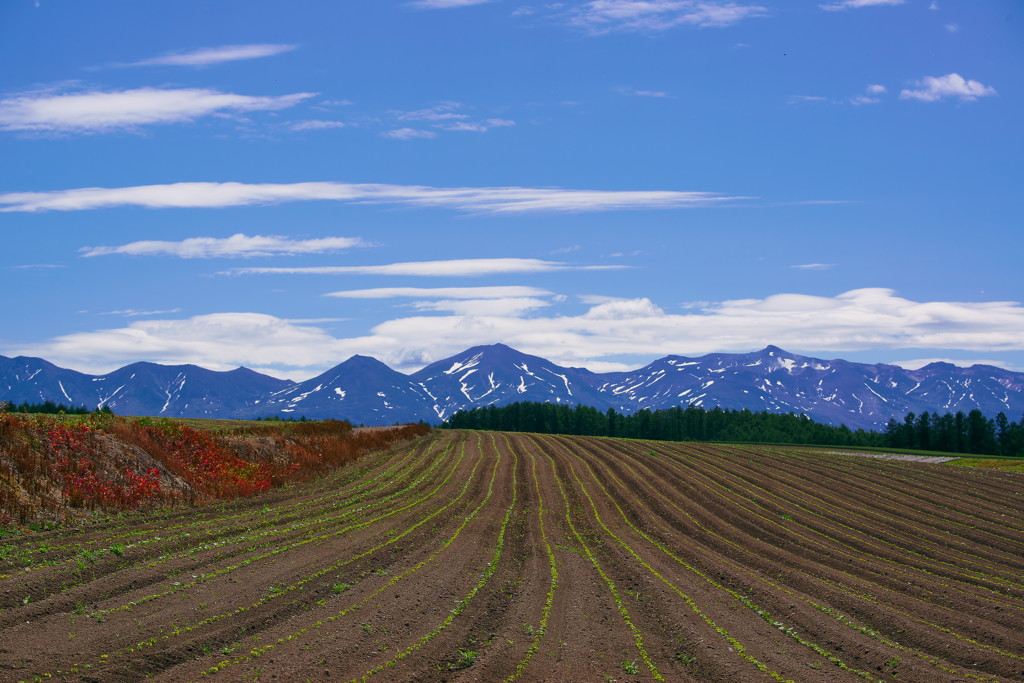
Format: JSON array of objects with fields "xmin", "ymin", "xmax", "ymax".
[{"xmin": 0, "ymin": 431, "xmax": 1021, "ymax": 682}]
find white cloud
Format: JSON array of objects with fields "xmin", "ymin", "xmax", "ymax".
[
  {"xmin": 8, "ymin": 263, "xmax": 67, "ymax": 270},
  {"xmin": 849, "ymin": 84, "xmax": 885, "ymax": 105},
  {"xmin": 411, "ymin": 0, "xmax": 492, "ymax": 7},
  {"xmin": 325, "ymin": 286, "xmax": 554, "ymax": 299},
  {"xmin": 789, "ymin": 263, "xmax": 837, "ymax": 270},
  {"xmin": 439, "ymin": 121, "xmax": 489, "ymax": 132},
  {"xmin": 900, "ymin": 73, "xmax": 996, "ymax": 102},
  {"xmin": 788, "ymin": 95, "xmax": 828, "ymax": 104},
  {"xmin": 382, "ymin": 127, "xmax": 438, "ymax": 140},
  {"xmin": 227, "ymin": 258, "xmax": 625, "ymax": 277},
  {"xmin": 288, "ymin": 120, "xmax": 346, "ymax": 131},
  {"xmin": 124, "ymin": 44, "xmax": 297, "ymax": 67},
  {"xmin": 99, "ymin": 308, "xmax": 183, "ymax": 317},
  {"xmin": 80, "ymin": 234, "xmax": 367, "ymax": 259},
  {"xmin": 0, "ymin": 181, "xmax": 745, "ymax": 214},
  {"xmin": 16, "ymin": 288, "xmax": 1024, "ymax": 377},
  {"xmin": 578, "ymin": 294, "xmax": 631, "ymax": 305},
  {"xmin": 945, "ymin": 22, "xmax": 958, "ymax": 33},
  {"xmin": 572, "ymin": 0, "xmax": 768, "ymax": 32},
  {"xmin": 616, "ymin": 87, "xmax": 671, "ymax": 98},
  {"xmin": 0, "ymin": 87, "xmax": 315, "ymax": 132},
  {"xmin": 410, "ymin": 297, "xmax": 551, "ymax": 316},
  {"xmin": 820, "ymin": 0, "xmax": 903, "ymax": 11},
  {"xmin": 396, "ymin": 103, "xmax": 468, "ymax": 122},
  {"xmin": 391, "ymin": 103, "xmax": 514, "ymax": 134}
]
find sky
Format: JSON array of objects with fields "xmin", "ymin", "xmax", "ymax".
[{"xmin": 1, "ymin": 0, "xmax": 1021, "ymax": 380}]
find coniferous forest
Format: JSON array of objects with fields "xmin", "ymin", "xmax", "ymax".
[{"xmin": 443, "ymin": 402, "xmax": 1024, "ymax": 456}]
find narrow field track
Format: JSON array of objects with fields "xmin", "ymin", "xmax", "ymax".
[{"xmin": 1, "ymin": 430, "xmax": 1021, "ymax": 682}]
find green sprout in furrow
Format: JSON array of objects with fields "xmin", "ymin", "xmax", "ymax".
[
  {"xmin": 1, "ymin": 435, "xmax": 431, "ymax": 585},
  {"xmin": 606, "ymin": 440, "xmax": 991, "ymax": 679},
  {"xmin": 194, "ymin": 434, "xmax": 507, "ymax": 679},
  {"xmin": 652, "ymin": 441, "xmax": 1024, "ymax": 619},
  {"xmin": 535, "ymin": 436, "xmax": 789, "ymax": 683},
  {"xmin": 116, "ymin": 440, "xmax": 437, "ymax": 573},
  {"xmin": 82, "ymin": 440, "xmax": 456, "ymax": 618},
  {"xmin": 530, "ymin": 438, "xmax": 664, "ymax": 682},
  {"xmin": 549, "ymin": 436, "xmax": 879, "ymax": 682},
  {"xmin": 505, "ymin": 440, "xmax": 558, "ymax": 682},
  {"xmin": 716, "ymin": 443, "xmax": 1024, "ymax": 580},
  {"xmin": 2, "ymin": 435, "xmax": 422, "ymax": 563},
  {"xmin": 67, "ymin": 440, "xmax": 454, "ymax": 624},
  {"xmin": 44, "ymin": 436, "xmax": 475, "ymax": 679},
  {"xmin": 713, "ymin": 445, "xmax": 1024, "ymax": 591},
  {"xmin": 678, "ymin": 444, "xmax": 1024, "ymax": 610},
  {"xmin": 9, "ymin": 438, "xmax": 432, "ymax": 601},
  {"xmin": 756, "ymin": 445, "xmax": 1024, "ymax": 559},
  {"xmin": 346, "ymin": 437, "xmax": 519, "ymax": 683},
  {"xmin": 602, "ymin": 439, "xmax": 1001, "ymax": 683},
  {"xmin": 786, "ymin": 447, "xmax": 1024, "ymax": 536}
]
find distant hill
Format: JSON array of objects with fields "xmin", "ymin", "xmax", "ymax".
[{"xmin": 2, "ymin": 345, "xmax": 1022, "ymax": 429}]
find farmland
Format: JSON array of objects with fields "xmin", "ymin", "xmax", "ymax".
[{"xmin": 1, "ymin": 430, "xmax": 1022, "ymax": 682}]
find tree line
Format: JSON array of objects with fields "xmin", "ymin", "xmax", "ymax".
[
  {"xmin": 442, "ymin": 402, "xmax": 883, "ymax": 447},
  {"xmin": 0, "ymin": 400, "xmax": 113, "ymax": 415},
  {"xmin": 443, "ymin": 402, "xmax": 1024, "ymax": 456},
  {"xmin": 883, "ymin": 410, "xmax": 1024, "ymax": 456}
]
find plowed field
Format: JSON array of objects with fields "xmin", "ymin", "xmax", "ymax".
[{"xmin": 1, "ymin": 430, "xmax": 1022, "ymax": 682}]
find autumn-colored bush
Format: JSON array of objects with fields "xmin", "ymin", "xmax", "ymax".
[{"xmin": 0, "ymin": 411, "xmax": 430, "ymax": 528}]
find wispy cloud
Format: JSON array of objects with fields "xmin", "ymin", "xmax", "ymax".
[
  {"xmin": 396, "ymin": 102, "xmax": 469, "ymax": 122},
  {"xmin": 389, "ymin": 103, "xmax": 516, "ymax": 136},
  {"xmin": 99, "ymin": 308, "xmax": 183, "ymax": 317},
  {"xmin": 789, "ymin": 263, "xmax": 836, "ymax": 271},
  {"xmin": 382, "ymin": 127, "xmax": 438, "ymax": 140},
  {"xmin": 288, "ymin": 120, "xmax": 346, "ymax": 131},
  {"xmin": 571, "ymin": 0, "xmax": 767, "ymax": 33},
  {"xmin": 0, "ymin": 181, "xmax": 748, "ymax": 214},
  {"xmin": 820, "ymin": 0, "xmax": 903, "ymax": 11},
  {"xmin": 615, "ymin": 87, "xmax": 671, "ymax": 98},
  {"xmin": 18, "ymin": 289, "xmax": 1024, "ymax": 377},
  {"xmin": 227, "ymin": 258, "xmax": 626, "ymax": 277},
  {"xmin": 0, "ymin": 86, "xmax": 315, "ymax": 133},
  {"xmin": 122, "ymin": 44, "xmax": 297, "ymax": 68},
  {"xmin": 900, "ymin": 73, "xmax": 996, "ymax": 102},
  {"xmin": 410, "ymin": 297, "xmax": 552, "ymax": 316},
  {"xmin": 410, "ymin": 0, "xmax": 492, "ymax": 7},
  {"xmin": 849, "ymin": 83, "xmax": 885, "ymax": 105},
  {"xmin": 325, "ymin": 286, "xmax": 554, "ymax": 299},
  {"xmin": 80, "ymin": 234, "xmax": 368, "ymax": 259},
  {"xmin": 8, "ymin": 263, "xmax": 67, "ymax": 270},
  {"xmin": 788, "ymin": 95, "xmax": 827, "ymax": 104}
]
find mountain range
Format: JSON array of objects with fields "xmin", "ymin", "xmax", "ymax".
[{"xmin": 2, "ymin": 344, "xmax": 1021, "ymax": 430}]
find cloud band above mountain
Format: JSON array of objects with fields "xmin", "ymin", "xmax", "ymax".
[
  {"xmin": 0, "ymin": 181, "xmax": 748, "ymax": 214},
  {"xmin": 8, "ymin": 288, "xmax": 1023, "ymax": 378}
]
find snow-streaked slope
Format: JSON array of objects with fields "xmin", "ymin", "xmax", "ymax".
[
  {"xmin": 595, "ymin": 346, "xmax": 1022, "ymax": 429},
  {"xmin": 237, "ymin": 355, "xmax": 434, "ymax": 424},
  {"xmin": 0, "ymin": 355, "xmax": 292, "ymax": 417},
  {"xmin": 410, "ymin": 343, "xmax": 612, "ymax": 421},
  {"xmin": 3, "ymin": 346, "xmax": 1022, "ymax": 429}
]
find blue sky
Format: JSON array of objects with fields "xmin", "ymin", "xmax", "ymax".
[{"xmin": 1, "ymin": 0, "xmax": 1021, "ymax": 379}]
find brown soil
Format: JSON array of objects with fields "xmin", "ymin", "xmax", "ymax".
[{"xmin": 1, "ymin": 430, "xmax": 1022, "ymax": 682}]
